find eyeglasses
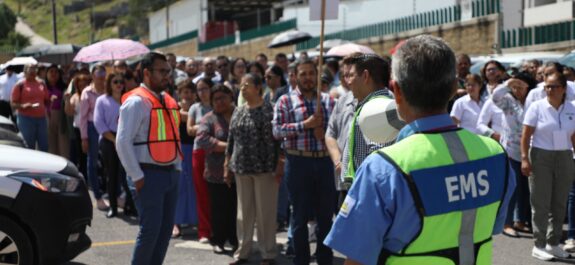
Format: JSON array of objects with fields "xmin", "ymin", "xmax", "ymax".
[
  {"xmin": 113, "ymin": 79, "xmax": 125, "ymax": 85},
  {"xmin": 264, "ymin": 75, "xmax": 276, "ymax": 80},
  {"xmin": 544, "ymin": 84, "xmax": 563, "ymax": 90},
  {"xmin": 152, "ymin": 68, "xmax": 172, "ymax": 77},
  {"xmin": 486, "ymin": 68, "xmax": 498, "ymax": 73}
]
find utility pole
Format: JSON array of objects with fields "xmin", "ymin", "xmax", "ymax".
[
  {"xmin": 166, "ymin": 0, "xmax": 170, "ymax": 40},
  {"xmin": 51, "ymin": 0, "xmax": 58, "ymax": 44}
]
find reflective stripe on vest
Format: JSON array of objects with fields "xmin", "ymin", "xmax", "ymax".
[
  {"xmin": 344, "ymin": 94, "xmax": 392, "ymax": 183},
  {"xmin": 122, "ymin": 87, "xmax": 183, "ymax": 164},
  {"xmin": 376, "ymin": 129, "xmax": 509, "ymax": 265}
]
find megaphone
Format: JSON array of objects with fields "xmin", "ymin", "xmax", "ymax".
[{"xmin": 357, "ymin": 97, "xmax": 406, "ymax": 144}]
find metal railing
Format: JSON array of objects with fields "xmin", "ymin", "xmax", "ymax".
[
  {"xmin": 500, "ymin": 20, "xmax": 575, "ymax": 48},
  {"xmin": 240, "ymin": 19, "xmax": 297, "ymax": 42},
  {"xmin": 296, "ymin": 0, "xmax": 499, "ymax": 51},
  {"xmin": 148, "ymin": 30, "xmax": 198, "ymax": 50}
]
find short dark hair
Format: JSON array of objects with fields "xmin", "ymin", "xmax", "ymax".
[
  {"xmin": 295, "ymin": 59, "xmax": 317, "ymax": 74},
  {"xmin": 547, "ymin": 71, "xmax": 568, "ymax": 88},
  {"xmin": 177, "ymin": 79, "xmax": 196, "ymax": 94},
  {"xmin": 140, "ymin": 52, "xmax": 167, "ymax": 78},
  {"xmin": 392, "ymin": 35, "xmax": 456, "ymax": 113},
  {"xmin": 197, "ymin": 77, "xmax": 214, "ymax": 89},
  {"xmin": 248, "ymin": 62, "xmax": 265, "ymax": 77},
  {"xmin": 217, "ymin": 55, "xmax": 229, "ymax": 63},
  {"xmin": 256, "ymin": 53, "xmax": 268, "ymax": 60},
  {"xmin": 275, "ymin": 53, "xmax": 287, "ymax": 60},
  {"xmin": 342, "ymin": 54, "xmax": 390, "ymax": 87},
  {"xmin": 210, "ymin": 84, "xmax": 235, "ymax": 105},
  {"xmin": 544, "ymin": 61, "xmax": 564, "ymax": 74},
  {"xmin": 269, "ymin": 65, "xmax": 287, "ymax": 87}
]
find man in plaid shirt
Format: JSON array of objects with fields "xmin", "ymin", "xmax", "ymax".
[{"xmin": 272, "ymin": 59, "xmax": 336, "ymax": 265}]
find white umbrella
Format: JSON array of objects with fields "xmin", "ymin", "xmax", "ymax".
[
  {"xmin": 5, "ymin": 57, "xmax": 38, "ymax": 66},
  {"xmin": 315, "ymin": 39, "xmax": 351, "ymax": 51}
]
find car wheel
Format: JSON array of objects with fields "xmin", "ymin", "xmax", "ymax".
[{"xmin": 0, "ymin": 216, "xmax": 34, "ymax": 265}]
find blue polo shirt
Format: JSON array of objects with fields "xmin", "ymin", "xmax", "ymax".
[{"xmin": 324, "ymin": 113, "xmax": 516, "ymax": 265}]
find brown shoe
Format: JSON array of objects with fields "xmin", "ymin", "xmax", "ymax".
[{"xmin": 503, "ymin": 226, "xmax": 519, "ymax": 238}]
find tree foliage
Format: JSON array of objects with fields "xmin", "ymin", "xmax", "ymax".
[{"xmin": 0, "ymin": 3, "xmax": 29, "ymax": 49}]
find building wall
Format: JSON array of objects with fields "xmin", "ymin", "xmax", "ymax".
[
  {"xmin": 149, "ymin": 0, "xmax": 205, "ymax": 44},
  {"xmin": 154, "ymin": 13, "xmax": 499, "ymax": 58},
  {"xmin": 523, "ymin": 0, "xmax": 573, "ymax": 27}
]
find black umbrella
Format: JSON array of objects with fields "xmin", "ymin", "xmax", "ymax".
[
  {"xmin": 268, "ymin": 30, "xmax": 312, "ymax": 48},
  {"xmin": 37, "ymin": 44, "xmax": 83, "ymax": 65},
  {"xmin": 17, "ymin": 44, "xmax": 51, "ymax": 57}
]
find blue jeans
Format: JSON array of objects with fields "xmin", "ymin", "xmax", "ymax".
[
  {"xmin": 568, "ymin": 181, "xmax": 575, "ymax": 239},
  {"xmin": 511, "ymin": 159, "xmax": 531, "ymax": 223},
  {"xmin": 285, "ymin": 154, "xmax": 335, "ymax": 265},
  {"xmin": 131, "ymin": 167, "xmax": 179, "ymax": 265},
  {"xmin": 86, "ymin": 122, "xmax": 102, "ymax": 199},
  {"xmin": 17, "ymin": 115, "xmax": 48, "ymax": 152}
]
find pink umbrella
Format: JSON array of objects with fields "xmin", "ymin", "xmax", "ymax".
[
  {"xmin": 73, "ymin": 39, "xmax": 150, "ymax": 63},
  {"xmin": 326, "ymin": 43, "xmax": 376, "ymax": 57}
]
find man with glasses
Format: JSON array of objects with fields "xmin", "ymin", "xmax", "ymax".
[
  {"xmin": 117, "ymin": 52, "xmax": 183, "ymax": 264},
  {"xmin": 193, "ymin": 57, "xmax": 222, "ymax": 85}
]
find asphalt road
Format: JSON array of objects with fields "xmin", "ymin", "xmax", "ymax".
[{"xmin": 67, "ymin": 199, "xmax": 575, "ymax": 265}]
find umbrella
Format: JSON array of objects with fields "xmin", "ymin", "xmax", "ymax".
[
  {"xmin": 315, "ymin": 39, "xmax": 350, "ymax": 51},
  {"xmin": 73, "ymin": 39, "xmax": 150, "ymax": 63},
  {"xmin": 38, "ymin": 44, "xmax": 82, "ymax": 65},
  {"xmin": 268, "ymin": 30, "xmax": 312, "ymax": 48},
  {"xmin": 4, "ymin": 57, "xmax": 38, "ymax": 66},
  {"xmin": 326, "ymin": 43, "xmax": 376, "ymax": 57},
  {"xmin": 17, "ymin": 44, "xmax": 51, "ymax": 57}
]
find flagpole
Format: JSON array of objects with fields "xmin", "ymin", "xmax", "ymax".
[{"xmin": 316, "ymin": 0, "xmax": 326, "ymax": 113}]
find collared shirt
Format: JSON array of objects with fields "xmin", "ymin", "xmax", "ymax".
[
  {"xmin": 491, "ymin": 83, "xmax": 527, "ymax": 161},
  {"xmin": 0, "ymin": 73, "xmax": 20, "ymax": 101},
  {"xmin": 477, "ymin": 98, "xmax": 505, "ymax": 138},
  {"xmin": 525, "ymin": 81, "xmax": 575, "ymax": 111},
  {"xmin": 523, "ymin": 99, "xmax": 575, "ymax": 151},
  {"xmin": 324, "ymin": 113, "xmax": 516, "ymax": 265},
  {"xmin": 450, "ymin": 94, "xmax": 483, "ymax": 134},
  {"xmin": 272, "ymin": 88, "xmax": 335, "ymax": 152},
  {"xmin": 79, "ymin": 84, "xmax": 104, "ymax": 139},
  {"xmin": 93, "ymin": 95, "xmax": 121, "ymax": 136},
  {"xmin": 192, "ymin": 72, "xmax": 222, "ymax": 84},
  {"xmin": 348, "ymin": 89, "xmax": 394, "ymax": 174},
  {"xmin": 326, "ymin": 90, "xmax": 355, "ymax": 190},
  {"xmin": 116, "ymin": 84, "xmax": 182, "ymax": 182}
]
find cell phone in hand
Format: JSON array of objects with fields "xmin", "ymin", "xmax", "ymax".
[{"xmin": 31, "ymin": 103, "xmax": 40, "ymax": 108}]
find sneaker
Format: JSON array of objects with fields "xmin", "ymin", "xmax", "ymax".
[
  {"xmin": 212, "ymin": 245, "xmax": 225, "ymax": 254},
  {"xmin": 564, "ymin": 239, "xmax": 575, "ymax": 252},
  {"xmin": 532, "ymin": 246, "xmax": 554, "ymax": 261},
  {"xmin": 546, "ymin": 244, "xmax": 571, "ymax": 258},
  {"xmin": 198, "ymin": 237, "xmax": 210, "ymax": 244}
]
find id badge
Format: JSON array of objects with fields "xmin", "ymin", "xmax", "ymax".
[{"xmin": 553, "ymin": 130, "xmax": 570, "ymax": 150}]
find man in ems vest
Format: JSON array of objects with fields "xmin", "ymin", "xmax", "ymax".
[
  {"xmin": 338, "ymin": 54, "xmax": 397, "ymax": 188},
  {"xmin": 116, "ymin": 52, "xmax": 182, "ymax": 265},
  {"xmin": 324, "ymin": 35, "xmax": 516, "ymax": 265}
]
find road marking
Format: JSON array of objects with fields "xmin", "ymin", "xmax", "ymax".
[{"xmin": 92, "ymin": 240, "xmax": 136, "ymax": 247}]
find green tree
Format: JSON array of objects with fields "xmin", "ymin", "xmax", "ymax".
[{"xmin": 0, "ymin": 3, "xmax": 18, "ymax": 39}]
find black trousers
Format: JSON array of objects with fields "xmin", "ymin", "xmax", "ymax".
[
  {"xmin": 207, "ymin": 182, "xmax": 238, "ymax": 247},
  {"xmin": 0, "ymin": 100, "xmax": 14, "ymax": 123},
  {"xmin": 71, "ymin": 128, "xmax": 88, "ymax": 181},
  {"xmin": 99, "ymin": 137, "xmax": 134, "ymax": 212}
]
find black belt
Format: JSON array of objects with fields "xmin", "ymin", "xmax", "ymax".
[{"xmin": 139, "ymin": 163, "xmax": 176, "ymax": 171}]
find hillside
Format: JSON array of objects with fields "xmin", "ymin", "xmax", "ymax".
[{"xmin": 4, "ymin": 0, "xmax": 135, "ymax": 46}]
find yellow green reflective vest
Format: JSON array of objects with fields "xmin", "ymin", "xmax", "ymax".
[
  {"xmin": 376, "ymin": 129, "xmax": 509, "ymax": 265},
  {"xmin": 344, "ymin": 94, "xmax": 393, "ymax": 184}
]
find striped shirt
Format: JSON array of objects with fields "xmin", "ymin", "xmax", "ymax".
[{"xmin": 272, "ymin": 88, "xmax": 335, "ymax": 152}]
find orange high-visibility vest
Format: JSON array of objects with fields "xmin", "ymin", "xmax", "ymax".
[{"xmin": 122, "ymin": 86, "xmax": 182, "ymax": 164}]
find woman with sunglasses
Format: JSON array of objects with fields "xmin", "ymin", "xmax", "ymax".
[
  {"xmin": 521, "ymin": 72, "xmax": 575, "ymax": 261},
  {"xmin": 94, "ymin": 73, "xmax": 136, "ymax": 218}
]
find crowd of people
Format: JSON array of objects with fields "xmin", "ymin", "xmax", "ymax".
[{"xmin": 1, "ymin": 34, "xmax": 575, "ymax": 265}]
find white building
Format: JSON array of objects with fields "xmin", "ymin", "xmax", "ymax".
[{"xmin": 523, "ymin": 0, "xmax": 575, "ymax": 27}]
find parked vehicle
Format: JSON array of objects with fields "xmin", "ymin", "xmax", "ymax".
[
  {"xmin": 470, "ymin": 52, "xmax": 564, "ymax": 74},
  {"xmin": 0, "ymin": 129, "xmax": 92, "ymax": 264}
]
